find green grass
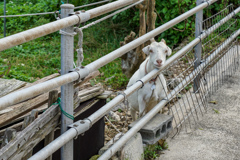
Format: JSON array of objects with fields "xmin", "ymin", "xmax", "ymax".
[
  {"xmin": 144, "ymin": 143, "xmax": 166, "ymax": 160},
  {"xmin": 0, "ymin": 19, "xmax": 129, "ymax": 89},
  {"xmin": 81, "ymin": 21, "xmax": 130, "ymax": 89}
]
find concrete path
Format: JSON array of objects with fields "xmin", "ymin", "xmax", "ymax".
[{"xmin": 160, "ymin": 70, "xmax": 240, "ymax": 160}]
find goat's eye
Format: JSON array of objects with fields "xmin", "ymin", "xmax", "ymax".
[{"xmin": 165, "ymin": 50, "xmax": 168, "ymax": 54}]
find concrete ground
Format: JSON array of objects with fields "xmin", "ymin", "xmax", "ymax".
[{"xmin": 160, "ymin": 70, "xmax": 240, "ymax": 160}]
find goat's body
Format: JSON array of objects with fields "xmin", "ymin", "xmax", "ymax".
[{"xmin": 127, "ymin": 57, "xmax": 168, "ymax": 120}]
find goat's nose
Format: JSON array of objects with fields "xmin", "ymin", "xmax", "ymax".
[{"xmin": 156, "ymin": 59, "xmax": 162, "ymax": 65}]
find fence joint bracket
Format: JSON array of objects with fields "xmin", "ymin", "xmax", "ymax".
[
  {"xmin": 69, "ymin": 66, "xmax": 90, "ymax": 82},
  {"xmin": 68, "ymin": 118, "xmax": 92, "ymax": 138}
]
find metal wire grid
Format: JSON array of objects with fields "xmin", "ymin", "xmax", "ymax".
[
  {"xmin": 204, "ymin": 39, "xmax": 240, "ymax": 100},
  {"xmin": 202, "ymin": 4, "xmax": 236, "ymax": 59},
  {"xmin": 159, "ymin": 48, "xmax": 208, "ymax": 133},
  {"xmin": 154, "ymin": 5, "xmax": 240, "ymax": 133},
  {"xmin": 102, "ymin": 3, "xmax": 240, "ymax": 143},
  {"xmin": 157, "ymin": 38, "xmax": 239, "ymax": 135}
]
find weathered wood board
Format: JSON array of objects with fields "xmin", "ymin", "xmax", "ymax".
[
  {"xmin": 0, "ymin": 104, "xmax": 60, "ymax": 160},
  {"xmin": 0, "ymin": 79, "xmax": 27, "ymax": 98}
]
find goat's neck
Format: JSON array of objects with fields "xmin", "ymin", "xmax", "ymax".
[{"xmin": 146, "ymin": 59, "xmax": 155, "ymax": 74}]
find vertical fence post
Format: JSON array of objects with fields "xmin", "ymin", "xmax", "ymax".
[
  {"xmin": 194, "ymin": 0, "xmax": 203, "ymax": 92},
  {"xmin": 4, "ymin": 0, "xmax": 6, "ymax": 37},
  {"xmin": 60, "ymin": 4, "xmax": 75, "ymax": 160}
]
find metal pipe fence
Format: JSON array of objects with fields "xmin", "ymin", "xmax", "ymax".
[
  {"xmin": 0, "ymin": 0, "xmax": 239, "ymax": 159},
  {"xmin": 0, "ymin": 12, "xmax": 58, "ymax": 18},
  {"xmin": 30, "ymin": 4, "xmax": 240, "ymax": 160},
  {"xmin": 74, "ymin": 0, "xmax": 112, "ymax": 9},
  {"xmin": 0, "ymin": 0, "xmax": 139, "ymax": 52},
  {"xmin": 0, "ymin": 0, "xmax": 217, "ymax": 110},
  {"xmin": 99, "ymin": 29, "xmax": 240, "ymax": 159}
]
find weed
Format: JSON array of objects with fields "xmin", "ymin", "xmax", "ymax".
[
  {"xmin": 213, "ymin": 108, "xmax": 220, "ymax": 114},
  {"xmin": 162, "ymin": 141, "xmax": 169, "ymax": 150},
  {"xmin": 117, "ymin": 109, "xmax": 122, "ymax": 113},
  {"xmin": 185, "ymin": 84, "xmax": 193, "ymax": 91},
  {"xmin": 144, "ymin": 144, "xmax": 164, "ymax": 160}
]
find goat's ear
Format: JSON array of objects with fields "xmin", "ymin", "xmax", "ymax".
[
  {"xmin": 142, "ymin": 45, "xmax": 152, "ymax": 55},
  {"xmin": 161, "ymin": 39, "xmax": 166, "ymax": 44},
  {"xmin": 150, "ymin": 38, "xmax": 156, "ymax": 43},
  {"xmin": 166, "ymin": 47, "xmax": 172, "ymax": 56}
]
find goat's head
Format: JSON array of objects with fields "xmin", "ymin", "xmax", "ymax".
[{"xmin": 142, "ymin": 39, "xmax": 172, "ymax": 68}]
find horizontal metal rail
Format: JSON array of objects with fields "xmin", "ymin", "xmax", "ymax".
[
  {"xmin": 0, "ymin": 0, "xmax": 217, "ymax": 111},
  {"xmin": 31, "ymin": 3, "xmax": 240, "ymax": 160},
  {"xmin": 74, "ymin": 0, "xmax": 111, "ymax": 9},
  {"xmin": 99, "ymin": 27, "xmax": 240, "ymax": 160},
  {"xmin": 0, "ymin": 11, "xmax": 58, "ymax": 18},
  {"xmin": 0, "ymin": 0, "xmax": 139, "ymax": 52},
  {"xmin": 80, "ymin": 0, "xmax": 144, "ymax": 30}
]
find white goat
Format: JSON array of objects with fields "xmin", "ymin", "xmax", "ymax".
[{"xmin": 127, "ymin": 39, "xmax": 172, "ymax": 121}]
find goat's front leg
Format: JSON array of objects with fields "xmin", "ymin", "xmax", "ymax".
[{"xmin": 138, "ymin": 96, "xmax": 146, "ymax": 118}]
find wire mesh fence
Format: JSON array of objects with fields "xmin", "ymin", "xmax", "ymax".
[
  {"xmin": 102, "ymin": 3, "xmax": 240, "ymax": 144},
  {"xmin": 154, "ymin": 4, "xmax": 240, "ymax": 136}
]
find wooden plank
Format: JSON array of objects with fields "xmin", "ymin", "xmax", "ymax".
[
  {"xmin": 97, "ymin": 90, "xmax": 113, "ymax": 99},
  {"xmin": 0, "ymin": 108, "xmax": 13, "ymax": 116},
  {"xmin": 0, "ymin": 71, "xmax": 100, "ymax": 129},
  {"xmin": 21, "ymin": 110, "xmax": 39, "ymax": 160},
  {"xmin": 20, "ymin": 73, "xmax": 60, "ymax": 91},
  {"xmin": 0, "ymin": 122, "xmax": 22, "ymax": 138},
  {"xmin": 74, "ymin": 99, "xmax": 99, "ymax": 118},
  {"xmin": 0, "ymin": 88, "xmax": 60, "ymax": 128},
  {"xmin": 0, "ymin": 104, "xmax": 60, "ymax": 160},
  {"xmin": 12, "ymin": 115, "xmax": 60, "ymax": 160},
  {"xmin": 74, "ymin": 85, "xmax": 104, "ymax": 109},
  {"xmin": 21, "ymin": 109, "xmax": 38, "ymax": 130},
  {"xmin": 0, "ymin": 85, "xmax": 101, "ymax": 128},
  {"xmin": 0, "ymin": 73, "xmax": 58, "ymax": 99},
  {"xmin": 0, "ymin": 73, "xmax": 59, "ymax": 116},
  {"xmin": 44, "ymin": 90, "xmax": 58, "ymax": 160},
  {"xmin": 0, "ymin": 129, "xmax": 16, "ymax": 148},
  {"xmin": 0, "ymin": 79, "xmax": 27, "ymax": 98},
  {"xmin": 78, "ymin": 86, "xmax": 102, "ymax": 97},
  {"xmin": 80, "ymin": 89, "xmax": 104, "ymax": 102},
  {"xmin": 0, "ymin": 104, "xmax": 47, "ymax": 130}
]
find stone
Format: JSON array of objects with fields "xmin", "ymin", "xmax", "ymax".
[
  {"xmin": 120, "ymin": 133, "xmax": 144, "ymax": 160},
  {"xmin": 99, "ymin": 133, "xmax": 144, "ymax": 160},
  {"xmin": 129, "ymin": 114, "xmax": 173, "ymax": 144},
  {"xmin": 99, "ymin": 133, "xmax": 123, "ymax": 155},
  {"xmin": 108, "ymin": 111, "xmax": 121, "ymax": 122}
]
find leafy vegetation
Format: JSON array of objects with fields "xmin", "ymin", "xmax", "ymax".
[
  {"xmin": 0, "ymin": 0, "xmax": 239, "ymax": 89},
  {"xmin": 144, "ymin": 142, "xmax": 169, "ymax": 160}
]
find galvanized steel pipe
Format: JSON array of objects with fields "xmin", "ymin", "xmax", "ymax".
[
  {"xmin": 60, "ymin": 4, "xmax": 75, "ymax": 160},
  {"xmin": 0, "ymin": 0, "xmax": 139, "ymax": 51}
]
